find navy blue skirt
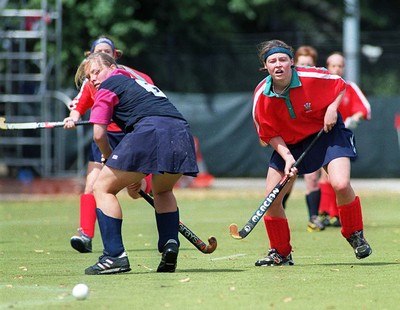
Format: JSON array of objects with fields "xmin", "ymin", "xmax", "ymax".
[
  {"xmin": 269, "ymin": 117, "xmax": 357, "ymax": 175},
  {"xmin": 89, "ymin": 131, "xmax": 125, "ymax": 163},
  {"xmin": 106, "ymin": 116, "xmax": 199, "ymax": 176}
]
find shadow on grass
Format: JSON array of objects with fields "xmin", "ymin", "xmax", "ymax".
[
  {"xmin": 300, "ymin": 261, "xmax": 400, "ymax": 267},
  {"xmin": 129, "ymin": 268, "xmax": 246, "ymax": 275}
]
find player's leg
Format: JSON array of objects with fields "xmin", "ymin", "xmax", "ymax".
[
  {"xmin": 282, "ymin": 179, "xmax": 294, "ymax": 209},
  {"xmin": 304, "ymin": 169, "xmax": 325, "ymax": 232},
  {"xmin": 70, "ymin": 160, "xmax": 101, "ymax": 253},
  {"xmin": 85, "ymin": 168, "xmax": 145, "ymax": 275},
  {"xmin": 255, "ymin": 167, "xmax": 294, "ymax": 267},
  {"xmin": 326, "ymin": 157, "xmax": 372, "ymax": 259},
  {"xmin": 319, "ymin": 168, "xmax": 340, "ymax": 226},
  {"xmin": 126, "ymin": 174, "xmax": 152, "ymax": 199},
  {"xmin": 151, "ymin": 173, "xmax": 182, "ymax": 272}
]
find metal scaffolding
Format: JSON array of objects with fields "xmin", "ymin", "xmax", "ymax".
[{"xmin": 0, "ymin": 0, "xmax": 85, "ymax": 178}]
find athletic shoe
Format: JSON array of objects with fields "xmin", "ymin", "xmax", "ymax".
[
  {"xmin": 157, "ymin": 239, "xmax": 179, "ymax": 272},
  {"xmin": 318, "ymin": 212, "xmax": 331, "ymax": 227},
  {"xmin": 85, "ymin": 252, "xmax": 131, "ymax": 275},
  {"xmin": 255, "ymin": 248, "xmax": 294, "ymax": 267},
  {"xmin": 70, "ymin": 228, "xmax": 92, "ymax": 253},
  {"xmin": 347, "ymin": 230, "xmax": 372, "ymax": 259},
  {"xmin": 307, "ymin": 215, "xmax": 325, "ymax": 232},
  {"xmin": 329, "ymin": 216, "xmax": 341, "ymax": 227}
]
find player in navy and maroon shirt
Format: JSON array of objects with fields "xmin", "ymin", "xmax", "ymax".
[
  {"xmin": 252, "ymin": 39, "xmax": 372, "ymax": 266},
  {"xmin": 82, "ymin": 52, "xmax": 198, "ymax": 275},
  {"xmin": 64, "ymin": 36, "xmax": 153, "ymax": 254}
]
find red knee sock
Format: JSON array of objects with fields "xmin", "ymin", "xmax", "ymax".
[
  {"xmin": 79, "ymin": 194, "xmax": 97, "ymax": 238},
  {"xmin": 264, "ymin": 216, "xmax": 292, "ymax": 257},
  {"xmin": 338, "ymin": 196, "xmax": 363, "ymax": 239},
  {"xmin": 144, "ymin": 174, "xmax": 152, "ymax": 194},
  {"xmin": 319, "ymin": 183, "xmax": 337, "ymax": 215}
]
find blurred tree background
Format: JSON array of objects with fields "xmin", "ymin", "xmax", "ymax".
[
  {"xmin": 1, "ymin": 0, "xmax": 400, "ymax": 178},
  {"xmin": 54, "ymin": 0, "xmax": 400, "ymax": 96}
]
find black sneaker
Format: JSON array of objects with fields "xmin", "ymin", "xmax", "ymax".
[
  {"xmin": 307, "ymin": 215, "xmax": 325, "ymax": 232},
  {"xmin": 319, "ymin": 212, "xmax": 331, "ymax": 227},
  {"xmin": 329, "ymin": 216, "xmax": 341, "ymax": 227},
  {"xmin": 157, "ymin": 239, "xmax": 179, "ymax": 273},
  {"xmin": 255, "ymin": 248, "xmax": 294, "ymax": 266},
  {"xmin": 347, "ymin": 230, "xmax": 372, "ymax": 259},
  {"xmin": 70, "ymin": 228, "xmax": 92, "ymax": 253},
  {"xmin": 85, "ymin": 252, "xmax": 131, "ymax": 275}
]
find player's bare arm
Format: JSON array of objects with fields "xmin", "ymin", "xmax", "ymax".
[
  {"xmin": 63, "ymin": 110, "xmax": 82, "ymax": 129},
  {"xmin": 324, "ymin": 89, "xmax": 345, "ymax": 132},
  {"xmin": 269, "ymin": 136, "xmax": 297, "ymax": 177},
  {"xmin": 93, "ymin": 123, "xmax": 113, "ymax": 159}
]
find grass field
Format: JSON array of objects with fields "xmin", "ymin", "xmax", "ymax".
[{"xmin": 1, "ymin": 185, "xmax": 399, "ymax": 309}]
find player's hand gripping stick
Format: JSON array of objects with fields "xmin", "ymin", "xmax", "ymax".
[{"xmin": 0, "ymin": 117, "xmax": 90, "ymax": 130}]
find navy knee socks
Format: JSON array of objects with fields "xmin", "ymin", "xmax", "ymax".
[
  {"xmin": 96, "ymin": 208, "xmax": 124, "ymax": 257},
  {"xmin": 155, "ymin": 209, "xmax": 180, "ymax": 252},
  {"xmin": 306, "ymin": 189, "xmax": 321, "ymax": 219}
]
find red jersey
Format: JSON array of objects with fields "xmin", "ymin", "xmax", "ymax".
[
  {"xmin": 253, "ymin": 67, "xmax": 346, "ymax": 145},
  {"xmin": 338, "ymin": 81, "xmax": 371, "ymax": 121},
  {"xmin": 69, "ymin": 65, "xmax": 154, "ymax": 132}
]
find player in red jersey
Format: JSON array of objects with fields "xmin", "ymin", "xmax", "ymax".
[
  {"xmin": 252, "ymin": 39, "xmax": 372, "ymax": 266},
  {"xmin": 64, "ymin": 36, "xmax": 153, "ymax": 254},
  {"xmin": 281, "ymin": 45, "xmax": 326, "ymax": 233},
  {"xmin": 318, "ymin": 52, "xmax": 371, "ymax": 227}
]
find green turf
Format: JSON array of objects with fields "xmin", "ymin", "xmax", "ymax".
[{"xmin": 1, "ymin": 187, "xmax": 399, "ymax": 309}]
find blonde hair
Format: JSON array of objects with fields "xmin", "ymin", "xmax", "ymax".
[
  {"xmin": 84, "ymin": 49, "xmax": 123, "ymax": 59},
  {"xmin": 74, "ymin": 52, "xmax": 118, "ymax": 88},
  {"xmin": 74, "ymin": 58, "xmax": 89, "ymax": 88}
]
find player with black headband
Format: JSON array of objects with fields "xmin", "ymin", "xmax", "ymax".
[{"xmin": 251, "ymin": 39, "xmax": 372, "ymax": 266}]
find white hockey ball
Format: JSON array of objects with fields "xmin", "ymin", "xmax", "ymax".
[{"xmin": 72, "ymin": 283, "xmax": 89, "ymax": 300}]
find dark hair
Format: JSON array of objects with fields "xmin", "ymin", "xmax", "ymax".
[
  {"xmin": 257, "ymin": 40, "xmax": 294, "ymax": 72},
  {"xmin": 294, "ymin": 45, "xmax": 318, "ymax": 65},
  {"xmin": 84, "ymin": 35, "xmax": 123, "ymax": 59}
]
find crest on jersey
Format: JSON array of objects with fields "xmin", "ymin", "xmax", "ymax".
[{"xmin": 304, "ymin": 102, "xmax": 312, "ymax": 113}]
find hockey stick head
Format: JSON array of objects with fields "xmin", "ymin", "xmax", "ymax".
[
  {"xmin": 0, "ymin": 117, "xmax": 6, "ymax": 130},
  {"xmin": 203, "ymin": 236, "xmax": 218, "ymax": 254},
  {"xmin": 229, "ymin": 223, "xmax": 243, "ymax": 239}
]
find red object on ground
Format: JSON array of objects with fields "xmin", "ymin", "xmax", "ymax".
[{"xmin": 394, "ymin": 113, "xmax": 400, "ymax": 129}]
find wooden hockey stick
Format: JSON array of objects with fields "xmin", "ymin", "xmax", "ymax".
[
  {"xmin": 139, "ymin": 190, "xmax": 217, "ymax": 254},
  {"xmin": 0, "ymin": 116, "xmax": 90, "ymax": 130},
  {"xmin": 229, "ymin": 128, "xmax": 325, "ymax": 240}
]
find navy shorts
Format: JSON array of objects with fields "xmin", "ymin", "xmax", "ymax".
[
  {"xmin": 269, "ymin": 118, "xmax": 357, "ymax": 175},
  {"xmin": 106, "ymin": 116, "xmax": 199, "ymax": 176},
  {"xmin": 89, "ymin": 131, "xmax": 125, "ymax": 163}
]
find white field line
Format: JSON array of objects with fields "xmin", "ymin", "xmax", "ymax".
[{"xmin": 210, "ymin": 253, "xmax": 247, "ymax": 261}]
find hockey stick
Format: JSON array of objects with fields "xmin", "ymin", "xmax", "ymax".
[
  {"xmin": 229, "ymin": 128, "xmax": 325, "ymax": 240},
  {"xmin": 0, "ymin": 117, "xmax": 90, "ymax": 130},
  {"xmin": 139, "ymin": 190, "xmax": 217, "ymax": 254}
]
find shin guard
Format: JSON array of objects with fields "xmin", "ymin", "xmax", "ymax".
[
  {"xmin": 264, "ymin": 216, "xmax": 292, "ymax": 257},
  {"xmin": 319, "ymin": 183, "xmax": 336, "ymax": 215},
  {"xmin": 95, "ymin": 208, "xmax": 124, "ymax": 257},
  {"xmin": 338, "ymin": 196, "xmax": 363, "ymax": 239},
  {"xmin": 155, "ymin": 209, "xmax": 180, "ymax": 252},
  {"xmin": 79, "ymin": 194, "xmax": 97, "ymax": 238},
  {"xmin": 306, "ymin": 189, "xmax": 321, "ymax": 218}
]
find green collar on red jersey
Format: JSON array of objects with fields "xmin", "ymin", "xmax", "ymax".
[{"xmin": 263, "ymin": 68, "xmax": 302, "ymax": 119}]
